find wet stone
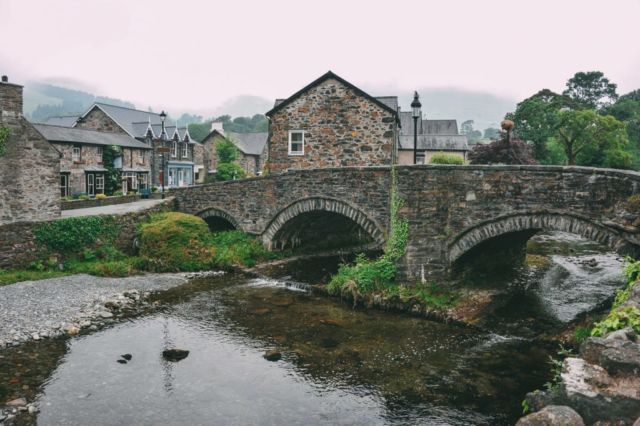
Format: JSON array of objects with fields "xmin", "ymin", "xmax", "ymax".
[
  {"xmin": 162, "ymin": 349, "xmax": 189, "ymax": 362},
  {"xmin": 263, "ymin": 350, "xmax": 282, "ymax": 362}
]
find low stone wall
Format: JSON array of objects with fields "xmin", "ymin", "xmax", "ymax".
[
  {"xmin": 61, "ymin": 193, "xmax": 162, "ymax": 210},
  {"xmin": 0, "ymin": 199, "xmax": 172, "ymax": 269}
]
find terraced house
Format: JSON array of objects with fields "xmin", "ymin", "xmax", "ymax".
[{"xmin": 200, "ymin": 128, "xmax": 268, "ymax": 177}]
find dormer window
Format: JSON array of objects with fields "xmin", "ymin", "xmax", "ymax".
[
  {"xmin": 172, "ymin": 141, "xmax": 177, "ymax": 158},
  {"xmin": 288, "ymin": 131, "xmax": 304, "ymax": 156},
  {"xmin": 72, "ymin": 145, "xmax": 81, "ymax": 162},
  {"xmin": 182, "ymin": 143, "xmax": 188, "ymax": 158}
]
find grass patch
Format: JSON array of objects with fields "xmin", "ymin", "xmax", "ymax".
[
  {"xmin": 210, "ymin": 230, "xmax": 283, "ymax": 268},
  {"xmin": 0, "ymin": 269, "xmax": 70, "ymax": 286},
  {"xmin": 429, "ymin": 152, "xmax": 464, "ymax": 165}
]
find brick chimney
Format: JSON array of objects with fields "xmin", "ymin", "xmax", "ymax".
[
  {"xmin": 0, "ymin": 75, "xmax": 24, "ymax": 120},
  {"xmin": 211, "ymin": 120, "xmax": 224, "ymax": 135}
]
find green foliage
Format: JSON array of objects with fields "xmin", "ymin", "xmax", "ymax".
[
  {"xmin": 429, "ymin": 152, "xmax": 464, "ymax": 165},
  {"xmin": 215, "ymin": 162, "xmax": 246, "ymax": 181},
  {"xmin": 544, "ymin": 345, "xmax": 574, "ymax": 392},
  {"xmin": 460, "ymin": 120, "xmax": 482, "ymax": 143},
  {"xmin": 521, "ymin": 399, "xmax": 530, "ymax": 415},
  {"xmin": 216, "ymin": 138, "xmax": 239, "ymax": 163},
  {"xmin": 0, "ymin": 269, "xmax": 69, "ymax": 286},
  {"xmin": 483, "ymin": 127, "xmax": 500, "ymax": 140},
  {"xmin": 591, "ymin": 306, "xmax": 640, "ymax": 336},
  {"xmin": 555, "ymin": 109, "xmax": 631, "ymax": 167},
  {"xmin": 563, "ymin": 71, "xmax": 618, "ymax": 109},
  {"xmin": 103, "ymin": 145, "xmax": 122, "ymax": 195},
  {"xmin": 573, "ymin": 326, "xmax": 592, "ymax": 344},
  {"xmin": 34, "ymin": 216, "xmax": 120, "ymax": 253},
  {"xmin": 138, "ymin": 212, "xmax": 217, "ymax": 272},
  {"xmin": 623, "ymin": 257, "xmax": 640, "ymax": 284},
  {"xmin": 210, "ymin": 230, "xmax": 282, "ymax": 268},
  {"xmin": 0, "ymin": 125, "xmax": 10, "ymax": 156}
]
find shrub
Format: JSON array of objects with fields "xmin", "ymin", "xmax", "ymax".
[
  {"xmin": 34, "ymin": 216, "xmax": 120, "ymax": 253},
  {"xmin": 79, "ymin": 194, "xmax": 90, "ymax": 201},
  {"xmin": 211, "ymin": 230, "xmax": 279, "ymax": 267},
  {"xmin": 152, "ymin": 186, "xmax": 158, "ymax": 193},
  {"xmin": 216, "ymin": 162, "xmax": 246, "ymax": 181},
  {"xmin": 114, "ymin": 190, "xmax": 124, "ymax": 197},
  {"xmin": 429, "ymin": 152, "xmax": 464, "ymax": 165},
  {"xmin": 138, "ymin": 212, "xmax": 216, "ymax": 271},
  {"xmin": 95, "ymin": 193, "xmax": 107, "ymax": 200},
  {"xmin": 468, "ymin": 138, "xmax": 538, "ymax": 165},
  {"xmin": 591, "ymin": 306, "xmax": 640, "ymax": 336}
]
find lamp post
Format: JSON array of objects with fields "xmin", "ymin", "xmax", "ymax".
[
  {"xmin": 159, "ymin": 110, "xmax": 168, "ymax": 198},
  {"xmin": 411, "ymin": 91, "xmax": 422, "ymax": 164}
]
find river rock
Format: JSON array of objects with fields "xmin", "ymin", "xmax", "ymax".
[
  {"xmin": 98, "ymin": 311, "xmax": 114, "ymax": 319},
  {"xmin": 581, "ymin": 337, "xmax": 640, "ymax": 377},
  {"xmin": 64, "ymin": 325, "xmax": 80, "ymax": 336},
  {"xmin": 162, "ymin": 348, "xmax": 189, "ymax": 362},
  {"xmin": 121, "ymin": 354, "xmax": 132, "ymax": 361},
  {"xmin": 263, "ymin": 350, "xmax": 282, "ymax": 361},
  {"xmin": 604, "ymin": 327, "xmax": 637, "ymax": 342},
  {"xmin": 6, "ymin": 398, "xmax": 26, "ymax": 407},
  {"xmin": 516, "ymin": 405, "xmax": 585, "ymax": 426}
]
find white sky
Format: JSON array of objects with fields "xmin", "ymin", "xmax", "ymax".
[{"xmin": 1, "ymin": 0, "xmax": 639, "ymax": 113}]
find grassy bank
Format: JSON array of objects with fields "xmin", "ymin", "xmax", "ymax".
[{"xmin": 0, "ymin": 212, "xmax": 286, "ymax": 286}]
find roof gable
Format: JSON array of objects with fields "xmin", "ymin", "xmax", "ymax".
[{"xmin": 266, "ymin": 71, "xmax": 399, "ymax": 120}]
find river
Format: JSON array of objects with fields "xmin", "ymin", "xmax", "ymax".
[{"xmin": 0, "ymin": 231, "xmax": 625, "ymax": 425}]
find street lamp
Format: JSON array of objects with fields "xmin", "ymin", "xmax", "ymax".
[
  {"xmin": 159, "ymin": 110, "xmax": 167, "ymax": 140},
  {"xmin": 411, "ymin": 91, "xmax": 422, "ymax": 164},
  {"xmin": 159, "ymin": 110, "xmax": 168, "ymax": 198}
]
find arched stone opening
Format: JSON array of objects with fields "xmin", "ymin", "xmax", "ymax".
[
  {"xmin": 197, "ymin": 208, "xmax": 240, "ymax": 233},
  {"xmin": 448, "ymin": 213, "xmax": 637, "ymax": 275},
  {"xmin": 262, "ymin": 198, "xmax": 385, "ymax": 252}
]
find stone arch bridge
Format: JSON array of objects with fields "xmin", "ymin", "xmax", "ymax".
[{"xmin": 172, "ymin": 165, "xmax": 640, "ymax": 281}]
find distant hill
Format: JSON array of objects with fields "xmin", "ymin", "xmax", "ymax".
[{"xmin": 23, "ymin": 82, "xmax": 136, "ymax": 123}]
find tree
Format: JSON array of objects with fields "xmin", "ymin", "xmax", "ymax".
[
  {"xmin": 460, "ymin": 120, "xmax": 482, "ymax": 143},
  {"xmin": 506, "ymin": 89, "xmax": 575, "ymax": 161},
  {"xmin": 555, "ymin": 110, "xmax": 631, "ymax": 168},
  {"xmin": 563, "ymin": 71, "xmax": 618, "ymax": 109},
  {"xmin": 483, "ymin": 127, "xmax": 501, "ymax": 140},
  {"xmin": 215, "ymin": 163, "xmax": 245, "ymax": 181},
  {"xmin": 216, "ymin": 137, "xmax": 238, "ymax": 163}
]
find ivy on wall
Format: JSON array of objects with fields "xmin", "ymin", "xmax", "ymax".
[
  {"xmin": 0, "ymin": 125, "xmax": 10, "ymax": 157},
  {"xmin": 103, "ymin": 144, "xmax": 121, "ymax": 195}
]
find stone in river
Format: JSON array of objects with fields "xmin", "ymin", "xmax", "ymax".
[
  {"xmin": 162, "ymin": 348, "xmax": 190, "ymax": 362},
  {"xmin": 516, "ymin": 405, "xmax": 585, "ymax": 426},
  {"xmin": 6, "ymin": 398, "xmax": 27, "ymax": 407},
  {"xmin": 117, "ymin": 359, "xmax": 127, "ymax": 364},
  {"xmin": 121, "ymin": 354, "xmax": 132, "ymax": 361},
  {"xmin": 263, "ymin": 350, "xmax": 282, "ymax": 362}
]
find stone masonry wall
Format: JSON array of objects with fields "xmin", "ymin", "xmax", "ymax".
[
  {"xmin": 268, "ymin": 78, "xmax": 397, "ymax": 174},
  {"xmin": 75, "ymin": 107, "xmax": 127, "ymax": 134},
  {"xmin": 173, "ymin": 165, "xmax": 640, "ymax": 282},
  {"xmin": 0, "ymin": 199, "xmax": 172, "ymax": 268}
]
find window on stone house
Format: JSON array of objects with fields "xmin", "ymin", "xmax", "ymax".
[
  {"xmin": 288, "ymin": 131, "xmax": 304, "ymax": 156},
  {"xmin": 172, "ymin": 141, "xmax": 177, "ymax": 157},
  {"xmin": 182, "ymin": 143, "xmax": 188, "ymax": 158},
  {"xmin": 72, "ymin": 145, "xmax": 81, "ymax": 162},
  {"xmin": 139, "ymin": 149, "xmax": 145, "ymax": 164},
  {"xmin": 97, "ymin": 146, "xmax": 103, "ymax": 160},
  {"xmin": 95, "ymin": 174, "xmax": 105, "ymax": 193}
]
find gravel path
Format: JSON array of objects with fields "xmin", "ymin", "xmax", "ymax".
[{"xmin": 0, "ymin": 273, "xmax": 192, "ymax": 348}]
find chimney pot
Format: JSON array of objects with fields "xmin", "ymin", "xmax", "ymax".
[{"xmin": 1, "ymin": 75, "xmax": 7, "ymax": 83}]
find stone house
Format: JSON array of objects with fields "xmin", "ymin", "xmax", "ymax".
[
  {"xmin": 32, "ymin": 124, "xmax": 153, "ymax": 196},
  {"xmin": 200, "ymin": 128, "xmax": 268, "ymax": 177},
  {"xmin": 0, "ymin": 76, "xmax": 60, "ymax": 224},
  {"xmin": 396, "ymin": 112, "xmax": 469, "ymax": 164},
  {"xmin": 265, "ymin": 71, "xmax": 400, "ymax": 173},
  {"xmin": 48, "ymin": 103, "xmax": 202, "ymax": 188}
]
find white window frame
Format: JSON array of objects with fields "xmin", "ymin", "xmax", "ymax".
[
  {"xmin": 182, "ymin": 143, "xmax": 188, "ymax": 158},
  {"xmin": 172, "ymin": 141, "xmax": 177, "ymax": 158},
  {"xmin": 95, "ymin": 174, "xmax": 105, "ymax": 192},
  {"xmin": 139, "ymin": 149, "xmax": 145, "ymax": 164},
  {"xmin": 72, "ymin": 145, "xmax": 81, "ymax": 162},
  {"xmin": 288, "ymin": 130, "xmax": 305, "ymax": 156}
]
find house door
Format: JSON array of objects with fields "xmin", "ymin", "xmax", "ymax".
[
  {"xmin": 87, "ymin": 174, "xmax": 95, "ymax": 197},
  {"xmin": 60, "ymin": 174, "xmax": 69, "ymax": 197}
]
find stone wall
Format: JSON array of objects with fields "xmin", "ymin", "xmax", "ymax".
[
  {"xmin": 173, "ymin": 165, "xmax": 640, "ymax": 281},
  {"xmin": 0, "ymin": 199, "xmax": 172, "ymax": 268},
  {"xmin": 267, "ymin": 78, "xmax": 397, "ymax": 174},
  {"xmin": 0, "ymin": 79, "xmax": 60, "ymax": 224},
  {"xmin": 75, "ymin": 107, "xmax": 127, "ymax": 134}
]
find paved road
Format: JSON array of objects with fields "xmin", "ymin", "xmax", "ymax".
[{"xmin": 61, "ymin": 199, "xmax": 167, "ymax": 217}]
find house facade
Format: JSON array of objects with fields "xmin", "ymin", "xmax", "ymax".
[
  {"xmin": 200, "ymin": 129, "xmax": 268, "ymax": 177},
  {"xmin": 265, "ymin": 71, "xmax": 400, "ymax": 174},
  {"xmin": 33, "ymin": 124, "xmax": 152, "ymax": 196},
  {"xmin": 397, "ymin": 109, "xmax": 469, "ymax": 164},
  {"xmin": 0, "ymin": 76, "xmax": 60, "ymax": 224}
]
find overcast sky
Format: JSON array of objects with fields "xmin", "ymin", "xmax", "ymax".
[{"xmin": 1, "ymin": 0, "xmax": 638, "ymax": 113}]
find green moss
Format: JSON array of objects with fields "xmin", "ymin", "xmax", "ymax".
[
  {"xmin": 210, "ymin": 230, "xmax": 282, "ymax": 268},
  {"xmin": 0, "ymin": 125, "xmax": 10, "ymax": 157},
  {"xmin": 138, "ymin": 212, "xmax": 217, "ymax": 272}
]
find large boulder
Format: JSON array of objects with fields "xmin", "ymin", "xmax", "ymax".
[
  {"xmin": 516, "ymin": 405, "xmax": 585, "ymax": 426},
  {"xmin": 581, "ymin": 337, "xmax": 640, "ymax": 377}
]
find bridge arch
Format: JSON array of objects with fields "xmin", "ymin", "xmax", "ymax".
[
  {"xmin": 262, "ymin": 197, "xmax": 386, "ymax": 251},
  {"xmin": 448, "ymin": 212, "xmax": 636, "ymax": 264},
  {"xmin": 196, "ymin": 207, "xmax": 242, "ymax": 232}
]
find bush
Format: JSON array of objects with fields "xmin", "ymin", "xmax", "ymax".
[
  {"xmin": 211, "ymin": 230, "xmax": 279, "ymax": 267},
  {"xmin": 95, "ymin": 193, "xmax": 107, "ymax": 200},
  {"xmin": 468, "ymin": 138, "xmax": 538, "ymax": 165},
  {"xmin": 79, "ymin": 194, "xmax": 90, "ymax": 201},
  {"xmin": 138, "ymin": 212, "xmax": 216, "ymax": 272},
  {"xmin": 34, "ymin": 216, "xmax": 120, "ymax": 253},
  {"xmin": 71, "ymin": 192, "xmax": 87, "ymax": 200},
  {"xmin": 216, "ymin": 162, "xmax": 246, "ymax": 181},
  {"xmin": 429, "ymin": 152, "xmax": 464, "ymax": 165},
  {"xmin": 591, "ymin": 306, "xmax": 640, "ymax": 336},
  {"xmin": 114, "ymin": 190, "xmax": 124, "ymax": 197}
]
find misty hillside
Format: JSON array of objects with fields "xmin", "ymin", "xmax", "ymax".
[
  {"xmin": 23, "ymin": 83, "xmax": 136, "ymax": 123},
  {"xmin": 23, "ymin": 82, "xmax": 515, "ymax": 133}
]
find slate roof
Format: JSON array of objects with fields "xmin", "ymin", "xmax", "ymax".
[
  {"xmin": 398, "ymin": 134, "xmax": 469, "ymax": 151},
  {"xmin": 226, "ymin": 132, "xmax": 268, "ymax": 156},
  {"xmin": 39, "ymin": 116, "xmax": 79, "ymax": 127},
  {"xmin": 398, "ymin": 112, "xmax": 459, "ymax": 136},
  {"xmin": 375, "ymin": 96, "xmax": 399, "ymax": 112},
  {"xmin": 78, "ymin": 103, "xmax": 191, "ymax": 140},
  {"xmin": 266, "ymin": 71, "xmax": 400, "ymax": 122},
  {"xmin": 33, "ymin": 123, "xmax": 152, "ymax": 149}
]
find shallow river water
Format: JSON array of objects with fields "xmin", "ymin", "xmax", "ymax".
[{"xmin": 0, "ymin": 231, "xmax": 626, "ymax": 425}]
